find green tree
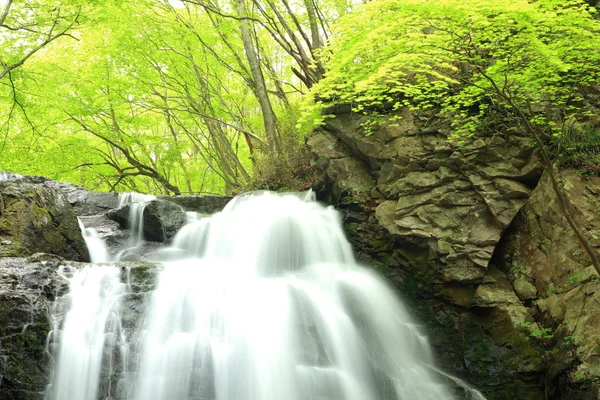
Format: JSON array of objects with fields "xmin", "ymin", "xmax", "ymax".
[
  {"xmin": 0, "ymin": 0, "xmax": 81, "ymax": 143},
  {"xmin": 0, "ymin": 0, "xmax": 351, "ymax": 193},
  {"xmin": 1, "ymin": 1, "xmax": 250, "ymax": 194},
  {"xmin": 312, "ymin": 0, "xmax": 600, "ymax": 272}
]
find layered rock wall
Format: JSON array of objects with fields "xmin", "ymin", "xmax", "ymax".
[
  {"xmin": 496, "ymin": 170, "xmax": 600, "ymax": 399},
  {"xmin": 0, "ymin": 256, "xmax": 68, "ymax": 400},
  {"xmin": 308, "ymin": 108, "xmax": 600, "ymax": 399}
]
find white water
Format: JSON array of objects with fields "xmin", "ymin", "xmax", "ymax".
[
  {"xmin": 119, "ymin": 192, "xmax": 157, "ymax": 245},
  {"xmin": 118, "ymin": 192, "xmax": 156, "ymax": 208},
  {"xmin": 77, "ymin": 192, "xmax": 157, "ymax": 263},
  {"xmin": 47, "ymin": 191, "xmax": 485, "ymax": 400},
  {"xmin": 78, "ymin": 219, "xmax": 112, "ymax": 263},
  {"xmin": 46, "ymin": 266, "xmax": 128, "ymax": 400},
  {"xmin": 0, "ymin": 171, "xmax": 23, "ymax": 180}
]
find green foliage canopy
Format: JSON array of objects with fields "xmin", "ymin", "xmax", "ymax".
[
  {"xmin": 4, "ymin": 0, "xmax": 600, "ymax": 194},
  {"xmin": 0, "ymin": 0, "xmax": 348, "ymax": 194},
  {"xmin": 311, "ymin": 0, "xmax": 600, "ymax": 139}
]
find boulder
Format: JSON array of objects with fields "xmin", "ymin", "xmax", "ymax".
[
  {"xmin": 157, "ymin": 195, "xmax": 232, "ymax": 214},
  {"xmin": 143, "ymin": 199, "xmax": 186, "ymax": 241},
  {"xmin": 106, "ymin": 199, "xmax": 186, "ymax": 242}
]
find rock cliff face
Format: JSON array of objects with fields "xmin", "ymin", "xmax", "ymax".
[
  {"xmin": 307, "ymin": 108, "xmax": 600, "ymax": 399},
  {"xmin": 497, "ymin": 170, "xmax": 600, "ymax": 399},
  {"xmin": 0, "ymin": 256, "xmax": 69, "ymax": 400}
]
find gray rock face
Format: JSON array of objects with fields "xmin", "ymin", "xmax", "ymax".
[
  {"xmin": 1, "ymin": 173, "xmax": 120, "ymax": 217},
  {"xmin": 310, "ymin": 109, "xmax": 542, "ymax": 295},
  {"xmin": 44, "ymin": 181, "xmax": 119, "ymax": 216},
  {"xmin": 104, "ymin": 204, "xmax": 131, "ymax": 229},
  {"xmin": 0, "ymin": 181, "xmax": 88, "ymax": 261},
  {"xmin": 158, "ymin": 195, "xmax": 232, "ymax": 214},
  {"xmin": 143, "ymin": 199, "xmax": 186, "ymax": 241},
  {"xmin": 307, "ymin": 108, "xmax": 549, "ymax": 399},
  {"xmin": 496, "ymin": 170, "xmax": 600, "ymax": 398}
]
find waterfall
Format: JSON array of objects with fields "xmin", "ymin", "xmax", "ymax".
[
  {"xmin": 0, "ymin": 171, "xmax": 23, "ymax": 181},
  {"xmin": 78, "ymin": 219, "xmax": 112, "ymax": 263},
  {"xmin": 77, "ymin": 192, "xmax": 155, "ymax": 263},
  {"xmin": 118, "ymin": 192, "xmax": 157, "ymax": 208},
  {"xmin": 45, "ymin": 266, "xmax": 128, "ymax": 400},
  {"xmin": 47, "ymin": 191, "xmax": 485, "ymax": 400},
  {"xmin": 119, "ymin": 192, "xmax": 157, "ymax": 245}
]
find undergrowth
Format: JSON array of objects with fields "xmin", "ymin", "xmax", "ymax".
[
  {"xmin": 242, "ymin": 135, "xmax": 315, "ymax": 193},
  {"xmin": 553, "ymin": 124, "xmax": 600, "ymax": 176}
]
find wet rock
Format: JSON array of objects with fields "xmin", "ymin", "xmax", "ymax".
[
  {"xmin": 78, "ymin": 214, "xmax": 126, "ymax": 256},
  {"xmin": 0, "ymin": 172, "xmax": 24, "ymax": 181},
  {"xmin": 0, "ymin": 257, "xmax": 68, "ymax": 400},
  {"xmin": 106, "ymin": 199, "xmax": 186, "ymax": 242},
  {"xmin": 105, "ymin": 203, "xmax": 130, "ymax": 228},
  {"xmin": 143, "ymin": 199, "xmax": 186, "ymax": 241}
]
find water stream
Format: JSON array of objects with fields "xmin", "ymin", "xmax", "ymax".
[
  {"xmin": 48, "ymin": 191, "xmax": 485, "ymax": 400},
  {"xmin": 0, "ymin": 171, "xmax": 23, "ymax": 181},
  {"xmin": 78, "ymin": 219, "xmax": 112, "ymax": 263},
  {"xmin": 118, "ymin": 192, "xmax": 157, "ymax": 245},
  {"xmin": 45, "ymin": 266, "xmax": 128, "ymax": 399}
]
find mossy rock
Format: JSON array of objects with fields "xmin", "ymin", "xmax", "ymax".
[{"xmin": 0, "ymin": 181, "xmax": 88, "ymax": 261}]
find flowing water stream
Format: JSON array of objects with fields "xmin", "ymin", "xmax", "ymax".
[
  {"xmin": 118, "ymin": 192, "xmax": 157, "ymax": 246},
  {"xmin": 47, "ymin": 191, "xmax": 485, "ymax": 400}
]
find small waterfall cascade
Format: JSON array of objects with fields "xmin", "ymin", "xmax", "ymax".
[
  {"xmin": 118, "ymin": 192, "xmax": 157, "ymax": 244},
  {"xmin": 0, "ymin": 171, "xmax": 23, "ymax": 180},
  {"xmin": 47, "ymin": 191, "xmax": 486, "ymax": 400},
  {"xmin": 78, "ymin": 218, "xmax": 112, "ymax": 263},
  {"xmin": 45, "ymin": 266, "xmax": 129, "ymax": 400}
]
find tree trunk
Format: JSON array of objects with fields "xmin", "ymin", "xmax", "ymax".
[
  {"xmin": 304, "ymin": 0, "xmax": 321, "ymax": 50},
  {"xmin": 235, "ymin": 0, "xmax": 281, "ymax": 158}
]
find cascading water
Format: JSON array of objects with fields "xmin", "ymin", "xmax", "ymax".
[
  {"xmin": 118, "ymin": 192, "xmax": 157, "ymax": 245},
  {"xmin": 76, "ymin": 192, "xmax": 156, "ymax": 263},
  {"xmin": 0, "ymin": 171, "xmax": 23, "ymax": 180},
  {"xmin": 78, "ymin": 219, "xmax": 112, "ymax": 263},
  {"xmin": 47, "ymin": 191, "xmax": 485, "ymax": 400},
  {"xmin": 45, "ymin": 266, "xmax": 128, "ymax": 400}
]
